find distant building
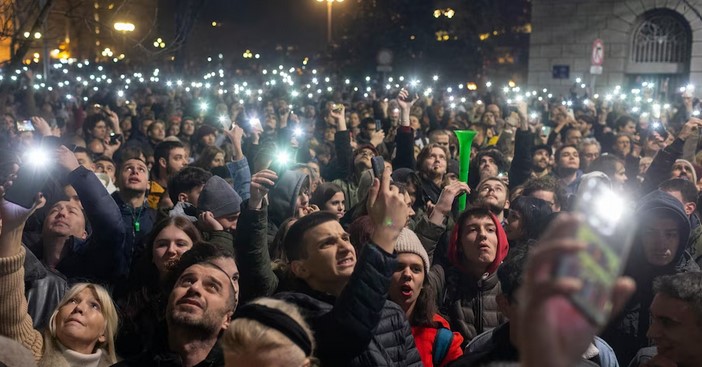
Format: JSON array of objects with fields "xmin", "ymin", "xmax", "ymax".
[{"xmin": 528, "ymin": 0, "xmax": 702, "ymax": 95}]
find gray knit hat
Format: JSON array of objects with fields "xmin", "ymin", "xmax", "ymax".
[
  {"xmin": 394, "ymin": 228, "xmax": 430, "ymax": 272},
  {"xmin": 198, "ymin": 176, "xmax": 242, "ymax": 218}
]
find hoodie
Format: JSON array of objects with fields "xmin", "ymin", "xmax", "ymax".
[
  {"xmin": 267, "ymin": 169, "xmax": 309, "ymax": 246},
  {"xmin": 433, "ymin": 212, "xmax": 510, "ymax": 342},
  {"xmin": 447, "ymin": 212, "xmax": 510, "ymax": 276},
  {"xmin": 602, "ymin": 190, "xmax": 699, "ymax": 365}
]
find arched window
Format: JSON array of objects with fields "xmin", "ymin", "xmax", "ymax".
[{"xmin": 631, "ymin": 9, "xmax": 691, "ymax": 63}]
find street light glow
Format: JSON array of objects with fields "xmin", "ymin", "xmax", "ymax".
[{"xmin": 114, "ymin": 22, "xmax": 135, "ymax": 32}]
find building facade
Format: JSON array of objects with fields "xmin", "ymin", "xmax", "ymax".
[{"xmin": 528, "ymin": 0, "xmax": 702, "ymax": 95}]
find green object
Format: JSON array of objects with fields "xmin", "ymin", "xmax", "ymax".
[
  {"xmin": 454, "ymin": 130, "xmax": 477, "ymax": 212},
  {"xmin": 134, "ymin": 221, "xmax": 140, "ymax": 232}
]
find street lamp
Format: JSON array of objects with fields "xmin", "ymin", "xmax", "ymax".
[{"xmin": 316, "ymin": 0, "xmax": 343, "ymax": 45}]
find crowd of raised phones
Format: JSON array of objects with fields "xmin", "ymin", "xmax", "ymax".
[{"xmin": 1, "ymin": 62, "xmax": 702, "ymax": 367}]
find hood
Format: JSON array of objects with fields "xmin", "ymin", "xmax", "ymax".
[
  {"xmin": 631, "ymin": 190, "xmax": 691, "ymax": 271},
  {"xmin": 448, "ymin": 212, "xmax": 509, "ymax": 276},
  {"xmin": 269, "ymin": 169, "xmax": 309, "ymax": 226}
]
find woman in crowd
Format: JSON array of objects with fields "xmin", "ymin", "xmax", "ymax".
[
  {"xmin": 192, "ymin": 146, "xmax": 226, "ymax": 171},
  {"xmin": 504, "ymin": 196, "xmax": 553, "ymax": 246},
  {"xmin": 586, "ymin": 154, "xmax": 628, "ymax": 191},
  {"xmin": 115, "ymin": 216, "xmax": 203, "ymax": 357},
  {"xmin": 310, "ymin": 182, "xmax": 345, "ymax": 220},
  {"xmin": 388, "ymin": 228, "xmax": 464, "ymax": 367},
  {"xmin": 0, "ymin": 193, "xmax": 120, "ymax": 366},
  {"xmin": 222, "ymin": 297, "xmax": 317, "ymax": 367}
]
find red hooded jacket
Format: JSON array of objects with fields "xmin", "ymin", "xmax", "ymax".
[{"xmin": 447, "ymin": 212, "xmax": 509, "ymax": 276}]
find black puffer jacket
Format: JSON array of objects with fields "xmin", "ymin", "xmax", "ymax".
[
  {"xmin": 602, "ymin": 190, "xmax": 700, "ymax": 365},
  {"xmin": 275, "ymin": 243, "xmax": 422, "ymax": 367}
]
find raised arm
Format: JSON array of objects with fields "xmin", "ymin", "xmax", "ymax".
[
  {"xmin": 0, "ymin": 191, "xmax": 46, "ymax": 360},
  {"xmin": 234, "ymin": 170, "xmax": 280, "ymax": 304},
  {"xmin": 56, "ymin": 145, "xmax": 128, "ymax": 281}
]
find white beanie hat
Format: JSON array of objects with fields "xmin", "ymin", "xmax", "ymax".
[{"xmin": 394, "ymin": 228, "xmax": 430, "ymax": 272}]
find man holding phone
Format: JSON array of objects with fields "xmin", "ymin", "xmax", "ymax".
[{"xmin": 601, "ymin": 190, "xmax": 699, "ymax": 365}]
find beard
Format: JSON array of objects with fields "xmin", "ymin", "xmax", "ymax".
[
  {"xmin": 167, "ymin": 303, "xmax": 224, "ymax": 337},
  {"xmin": 475, "ymin": 197, "xmax": 505, "ymax": 215}
]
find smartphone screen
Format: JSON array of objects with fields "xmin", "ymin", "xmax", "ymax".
[
  {"xmin": 371, "ymin": 156, "xmax": 384, "ymax": 178},
  {"xmin": 553, "ymin": 180, "xmax": 636, "ymax": 326},
  {"xmin": 16, "ymin": 120, "xmax": 35, "ymax": 132}
]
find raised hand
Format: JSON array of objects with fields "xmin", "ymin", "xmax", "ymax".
[
  {"xmin": 198, "ymin": 211, "xmax": 224, "ymax": 232},
  {"xmin": 30, "ymin": 116, "xmax": 52, "ymax": 137},
  {"xmin": 367, "ymin": 166, "xmax": 409, "ymax": 253},
  {"xmin": 519, "ymin": 214, "xmax": 635, "ymax": 367},
  {"xmin": 55, "ymin": 145, "xmax": 80, "ymax": 172},
  {"xmin": 249, "ymin": 169, "xmax": 278, "ymax": 210},
  {"xmin": 429, "ymin": 182, "xmax": 470, "ymax": 225}
]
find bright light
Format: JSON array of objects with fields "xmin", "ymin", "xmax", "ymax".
[
  {"xmin": 432, "ymin": 75, "xmax": 439, "ymax": 81},
  {"xmin": 486, "ymin": 81, "xmax": 492, "ymax": 88},
  {"xmin": 114, "ymin": 22, "xmax": 135, "ymax": 32},
  {"xmin": 276, "ymin": 151, "xmax": 290, "ymax": 165},
  {"xmin": 200, "ymin": 102, "xmax": 208, "ymax": 111},
  {"xmin": 34, "ymin": 32, "xmax": 41, "ymax": 39},
  {"xmin": 25, "ymin": 148, "xmax": 49, "ymax": 167},
  {"xmin": 293, "ymin": 127, "xmax": 303, "ymax": 137}
]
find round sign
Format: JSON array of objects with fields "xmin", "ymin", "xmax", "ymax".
[{"xmin": 591, "ymin": 39, "xmax": 604, "ymax": 66}]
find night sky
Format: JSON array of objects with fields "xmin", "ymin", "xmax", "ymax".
[{"xmin": 168, "ymin": 0, "xmax": 332, "ymax": 58}]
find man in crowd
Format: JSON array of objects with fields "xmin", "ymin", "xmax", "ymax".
[
  {"xmin": 522, "ymin": 176, "xmax": 564, "ymax": 212},
  {"xmin": 629, "ymin": 272, "xmax": 702, "ymax": 367},
  {"xmin": 114, "ymin": 243, "xmax": 239, "ymax": 366},
  {"xmin": 474, "ymin": 149, "xmax": 509, "ymax": 186},
  {"xmin": 148, "ymin": 140, "xmax": 188, "ymax": 209},
  {"xmin": 602, "ymin": 190, "xmax": 699, "ymax": 364},
  {"xmin": 276, "ymin": 169, "xmax": 422, "ymax": 365},
  {"xmin": 552, "ymin": 145, "xmax": 582, "ymax": 196},
  {"xmin": 580, "ymin": 138, "xmax": 601, "ymax": 171},
  {"xmin": 659, "ymin": 178, "xmax": 702, "ymax": 266},
  {"xmin": 415, "ymin": 143, "xmax": 448, "ymax": 207},
  {"xmin": 474, "ymin": 177, "xmax": 510, "ymax": 224},
  {"xmin": 112, "ymin": 156, "xmax": 157, "ymax": 264}
]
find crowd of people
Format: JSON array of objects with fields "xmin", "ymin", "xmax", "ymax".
[{"xmin": 1, "ymin": 58, "xmax": 702, "ymax": 367}]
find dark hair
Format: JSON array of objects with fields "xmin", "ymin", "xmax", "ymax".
[
  {"xmin": 284, "ymin": 211, "xmax": 339, "ymax": 261},
  {"xmin": 416, "ymin": 143, "xmax": 449, "ymax": 173},
  {"xmin": 128, "ymin": 216, "xmax": 203, "ymax": 291},
  {"xmin": 168, "ymin": 241, "xmax": 237, "ymax": 311},
  {"xmin": 586, "ymin": 154, "xmax": 623, "ymax": 178},
  {"xmin": 497, "ymin": 245, "xmax": 529, "ymax": 302},
  {"xmin": 94, "ymin": 155, "xmax": 115, "ymax": 165},
  {"xmin": 82, "ymin": 114, "xmax": 108, "ymax": 139},
  {"xmin": 475, "ymin": 148, "xmax": 508, "ymax": 173},
  {"xmin": 168, "ymin": 166, "xmax": 212, "ymax": 204},
  {"xmin": 653, "ymin": 273, "xmax": 702, "ymax": 321},
  {"xmin": 659, "ymin": 178, "xmax": 699, "ymax": 204},
  {"xmin": 554, "ymin": 144, "xmax": 578, "ymax": 162},
  {"xmin": 410, "ymin": 278, "xmax": 439, "ymax": 328},
  {"xmin": 310, "ymin": 183, "xmax": 343, "ymax": 208},
  {"xmin": 509, "ymin": 196, "xmax": 553, "ymax": 241},
  {"xmin": 270, "ymin": 217, "xmax": 298, "ymax": 262},
  {"xmin": 152, "ymin": 140, "xmax": 184, "ymax": 179},
  {"xmin": 456, "ymin": 206, "xmax": 494, "ymax": 240},
  {"xmin": 614, "ymin": 115, "xmax": 636, "ymax": 132},
  {"xmin": 192, "ymin": 146, "xmax": 225, "ymax": 171},
  {"xmin": 522, "ymin": 176, "xmax": 565, "ymax": 209}
]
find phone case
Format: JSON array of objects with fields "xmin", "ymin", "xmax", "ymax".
[
  {"xmin": 4, "ymin": 165, "xmax": 50, "ymax": 209},
  {"xmin": 553, "ymin": 180, "xmax": 636, "ymax": 326}
]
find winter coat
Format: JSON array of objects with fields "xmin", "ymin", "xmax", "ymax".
[
  {"xmin": 0, "ymin": 247, "xmax": 115, "ymax": 366},
  {"xmin": 112, "ymin": 339, "xmax": 224, "ymax": 367},
  {"xmin": 602, "ymin": 190, "xmax": 700, "ymax": 365},
  {"xmin": 24, "ymin": 247, "xmax": 67, "ymax": 330},
  {"xmin": 429, "ymin": 212, "xmax": 509, "ymax": 343},
  {"xmin": 111, "ymin": 192, "xmax": 157, "ymax": 269},
  {"xmin": 267, "ymin": 169, "xmax": 308, "ymax": 243},
  {"xmin": 26, "ymin": 166, "xmax": 128, "ymax": 283},
  {"xmin": 276, "ymin": 243, "xmax": 423, "ymax": 367},
  {"xmin": 412, "ymin": 314, "xmax": 464, "ymax": 367}
]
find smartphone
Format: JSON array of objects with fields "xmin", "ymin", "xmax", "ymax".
[
  {"xmin": 553, "ymin": 179, "xmax": 636, "ymax": 326},
  {"xmin": 4, "ymin": 162, "xmax": 50, "ymax": 208},
  {"xmin": 16, "ymin": 120, "xmax": 35, "ymax": 132},
  {"xmin": 375, "ymin": 119, "xmax": 382, "ymax": 132},
  {"xmin": 109, "ymin": 133, "xmax": 123, "ymax": 145},
  {"xmin": 541, "ymin": 126, "xmax": 552, "ymax": 137},
  {"xmin": 371, "ymin": 156, "xmax": 385, "ymax": 179}
]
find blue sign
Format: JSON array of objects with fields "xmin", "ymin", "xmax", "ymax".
[{"xmin": 552, "ymin": 65, "xmax": 570, "ymax": 79}]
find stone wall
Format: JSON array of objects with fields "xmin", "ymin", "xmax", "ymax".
[{"xmin": 528, "ymin": 0, "xmax": 702, "ymax": 94}]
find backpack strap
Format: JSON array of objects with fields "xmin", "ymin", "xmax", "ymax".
[{"xmin": 432, "ymin": 327, "xmax": 454, "ymax": 367}]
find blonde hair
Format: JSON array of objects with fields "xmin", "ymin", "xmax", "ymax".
[
  {"xmin": 48, "ymin": 283, "xmax": 119, "ymax": 363},
  {"xmin": 221, "ymin": 298, "xmax": 317, "ymax": 366}
]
